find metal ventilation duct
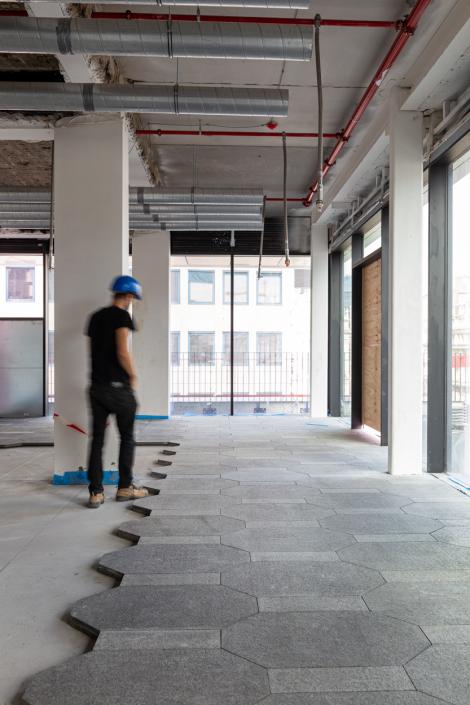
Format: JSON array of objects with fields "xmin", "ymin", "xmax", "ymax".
[
  {"xmin": 132, "ymin": 222, "xmax": 263, "ymax": 231},
  {"xmin": 130, "ymin": 188, "xmax": 264, "ymax": 205},
  {"xmin": 129, "ymin": 204, "xmax": 262, "ymax": 215},
  {"xmin": 0, "ymin": 83, "xmax": 288, "ymax": 117},
  {"xmin": 23, "ymin": 0, "xmax": 310, "ymax": 9},
  {"xmin": 0, "ymin": 17, "xmax": 312, "ymax": 62}
]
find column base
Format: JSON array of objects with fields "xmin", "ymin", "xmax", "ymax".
[
  {"xmin": 136, "ymin": 414, "xmax": 170, "ymax": 420},
  {"xmin": 52, "ymin": 469, "xmax": 119, "ymax": 485}
]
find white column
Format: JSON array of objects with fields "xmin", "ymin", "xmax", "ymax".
[
  {"xmin": 53, "ymin": 115, "xmax": 129, "ymax": 475},
  {"xmin": 388, "ymin": 92, "xmax": 423, "ymax": 475},
  {"xmin": 132, "ymin": 231, "xmax": 170, "ymax": 419},
  {"xmin": 310, "ymin": 224, "xmax": 329, "ymax": 417}
]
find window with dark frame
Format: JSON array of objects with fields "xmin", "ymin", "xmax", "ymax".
[
  {"xmin": 223, "ymin": 332, "xmax": 249, "ymax": 365},
  {"xmin": 257, "ymin": 272, "xmax": 282, "ymax": 305},
  {"xmin": 257, "ymin": 332, "xmax": 282, "ymax": 366},
  {"xmin": 6, "ymin": 267, "xmax": 35, "ymax": 302},
  {"xmin": 189, "ymin": 331, "xmax": 215, "ymax": 365}
]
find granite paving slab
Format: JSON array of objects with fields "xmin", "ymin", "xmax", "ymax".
[
  {"xmin": 221, "ymin": 485, "xmax": 322, "ymax": 500},
  {"xmin": 169, "ymin": 465, "xmax": 226, "ymax": 475},
  {"xmin": 406, "ymin": 644, "xmax": 470, "ymax": 705},
  {"xmin": 420, "ymin": 625, "xmax": 470, "ymax": 644},
  {"xmin": 365, "ymin": 580, "xmax": 470, "ymax": 625},
  {"xmin": 22, "ymin": 649, "xmax": 270, "ymax": 705},
  {"xmin": 258, "ymin": 694, "xmax": 444, "ymax": 705},
  {"xmin": 404, "ymin": 501, "xmax": 470, "ymax": 520},
  {"xmin": 320, "ymin": 513, "xmax": 443, "ymax": 535},
  {"xmin": 269, "ymin": 668, "xmax": 414, "ymax": 693},
  {"xmin": 338, "ymin": 541, "xmax": 470, "ymax": 570},
  {"xmin": 221, "ymin": 561, "xmax": 384, "ymax": 597},
  {"xmin": 94, "ymin": 628, "xmax": 220, "ymax": 650},
  {"xmin": 433, "ymin": 525, "xmax": 470, "ymax": 546},
  {"xmin": 70, "ymin": 585, "xmax": 257, "ymax": 633},
  {"xmin": 99, "ymin": 543, "xmax": 249, "ymax": 578},
  {"xmin": 221, "ymin": 469, "xmax": 310, "ymax": 482},
  {"xmin": 221, "ymin": 527, "xmax": 355, "ymax": 553},
  {"xmin": 132, "ymin": 494, "xmax": 240, "ymax": 515},
  {"xmin": 117, "ymin": 515, "xmax": 245, "ymax": 541},
  {"xmin": 145, "ymin": 478, "xmax": 237, "ymax": 494},
  {"xmin": 222, "ymin": 504, "xmax": 334, "ymax": 523},
  {"xmin": 222, "ymin": 612, "xmax": 429, "ymax": 668},
  {"xmin": 258, "ymin": 595, "xmax": 367, "ymax": 612},
  {"xmin": 306, "ymin": 493, "xmax": 410, "ymax": 510}
]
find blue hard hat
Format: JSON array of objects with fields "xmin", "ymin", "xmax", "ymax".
[{"xmin": 111, "ymin": 275, "xmax": 142, "ymax": 300}]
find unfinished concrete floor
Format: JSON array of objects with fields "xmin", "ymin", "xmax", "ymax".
[{"xmin": 1, "ymin": 416, "xmax": 470, "ymax": 705}]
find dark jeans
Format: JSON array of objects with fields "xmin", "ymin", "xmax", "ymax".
[{"xmin": 87, "ymin": 384, "xmax": 137, "ymax": 494}]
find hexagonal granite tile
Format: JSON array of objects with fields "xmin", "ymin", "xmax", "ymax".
[
  {"xmin": 338, "ymin": 541, "xmax": 470, "ymax": 571},
  {"xmin": 99, "ymin": 543, "xmax": 249, "ymax": 578},
  {"xmin": 406, "ymin": 644, "xmax": 470, "ymax": 705},
  {"xmin": 223, "ymin": 504, "xmax": 334, "ymax": 523},
  {"xmin": 118, "ymin": 515, "xmax": 245, "ymax": 541},
  {"xmin": 70, "ymin": 585, "xmax": 257, "ymax": 634},
  {"xmin": 221, "ymin": 561, "xmax": 384, "ymax": 597},
  {"xmin": 222, "ymin": 612, "xmax": 429, "ymax": 668},
  {"xmin": 145, "ymin": 478, "xmax": 237, "ymax": 494},
  {"xmin": 404, "ymin": 501, "xmax": 470, "ymax": 520},
  {"xmin": 222, "ymin": 485, "xmax": 321, "ymax": 500},
  {"xmin": 320, "ymin": 513, "xmax": 443, "ymax": 535},
  {"xmin": 433, "ymin": 525, "xmax": 470, "ymax": 547},
  {"xmin": 221, "ymin": 469, "xmax": 310, "ymax": 483},
  {"xmin": 307, "ymin": 493, "xmax": 409, "ymax": 510},
  {"xmin": 257, "ymin": 694, "xmax": 445, "ymax": 705},
  {"xmin": 364, "ymin": 581, "xmax": 470, "ymax": 625},
  {"xmin": 22, "ymin": 648, "xmax": 269, "ymax": 705},
  {"xmin": 221, "ymin": 527, "xmax": 354, "ymax": 553},
  {"xmin": 132, "ymin": 494, "xmax": 240, "ymax": 516}
]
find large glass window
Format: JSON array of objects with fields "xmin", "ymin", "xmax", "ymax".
[
  {"xmin": 223, "ymin": 271, "xmax": 249, "ymax": 304},
  {"xmin": 363, "ymin": 222, "xmax": 381, "ymax": 258},
  {"xmin": 341, "ymin": 245, "xmax": 352, "ymax": 418},
  {"xmin": 223, "ymin": 331, "xmax": 249, "ymax": 365},
  {"xmin": 171, "ymin": 331, "xmax": 180, "ymax": 366},
  {"xmin": 0, "ymin": 254, "xmax": 44, "ymax": 319},
  {"xmin": 189, "ymin": 331, "xmax": 215, "ymax": 365},
  {"xmin": 257, "ymin": 272, "xmax": 282, "ymax": 305},
  {"xmin": 171, "ymin": 270, "xmax": 180, "ymax": 304},
  {"xmin": 257, "ymin": 332, "xmax": 282, "ymax": 366},
  {"xmin": 451, "ymin": 150, "xmax": 470, "ymax": 475},
  {"xmin": 7, "ymin": 267, "xmax": 35, "ymax": 301},
  {"xmin": 188, "ymin": 270, "xmax": 215, "ymax": 305}
]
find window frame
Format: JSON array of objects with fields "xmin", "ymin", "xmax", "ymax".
[
  {"xmin": 256, "ymin": 331, "xmax": 282, "ymax": 366},
  {"xmin": 188, "ymin": 330, "xmax": 216, "ymax": 366},
  {"xmin": 223, "ymin": 270, "xmax": 249, "ymax": 305},
  {"xmin": 6, "ymin": 265, "xmax": 36, "ymax": 303},
  {"xmin": 170, "ymin": 331, "xmax": 180, "ymax": 367},
  {"xmin": 256, "ymin": 271, "xmax": 282, "ymax": 306},
  {"xmin": 222, "ymin": 331, "xmax": 249, "ymax": 366},
  {"xmin": 171, "ymin": 269, "xmax": 181, "ymax": 305},
  {"xmin": 188, "ymin": 269, "xmax": 215, "ymax": 305}
]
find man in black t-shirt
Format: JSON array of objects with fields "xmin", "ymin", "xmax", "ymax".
[{"xmin": 85, "ymin": 275, "xmax": 149, "ymax": 509}]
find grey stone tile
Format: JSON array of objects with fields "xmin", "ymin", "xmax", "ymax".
[
  {"xmin": 121, "ymin": 572, "xmax": 221, "ymax": 586},
  {"xmin": 406, "ymin": 644, "xmax": 470, "ymax": 705},
  {"xmin": 222, "ymin": 612, "xmax": 429, "ymax": 668},
  {"xmin": 118, "ymin": 515, "xmax": 244, "ymax": 541},
  {"xmin": 146, "ymin": 478, "xmax": 237, "ymax": 494},
  {"xmin": 221, "ymin": 469, "xmax": 310, "ymax": 482},
  {"xmin": 421, "ymin": 625, "xmax": 470, "ymax": 644},
  {"xmin": 354, "ymin": 534, "xmax": 436, "ymax": 543},
  {"xmin": 221, "ymin": 527, "xmax": 354, "ymax": 553},
  {"xmin": 71, "ymin": 585, "xmax": 257, "ymax": 633},
  {"xmin": 222, "ymin": 485, "xmax": 321, "ymax": 500},
  {"xmin": 269, "ymin": 667, "xmax": 414, "ymax": 694},
  {"xmin": 221, "ymin": 561, "xmax": 384, "ymax": 597},
  {"xmin": 222, "ymin": 504, "xmax": 334, "ymax": 523},
  {"xmin": 307, "ymin": 493, "xmax": 410, "ymax": 510},
  {"xmin": 382, "ymin": 569, "xmax": 470, "ymax": 583},
  {"xmin": 320, "ymin": 513, "xmax": 443, "ymax": 535},
  {"xmin": 245, "ymin": 520, "xmax": 320, "ymax": 529},
  {"xmin": 99, "ymin": 544, "xmax": 249, "ymax": 578},
  {"xmin": 258, "ymin": 694, "xmax": 444, "ymax": 705},
  {"xmin": 251, "ymin": 551, "xmax": 339, "ymax": 562},
  {"xmin": 132, "ymin": 494, "xmax": 240, "ymax": 516},
  {"xmin": 338, "ymin": 541, "xmax": 470, "ymax": 570},
  {"xmin": 138, "ymin": 536, "xmax": 221, "ymax": 544},
  {"xmin": 404, "ymin": 501, "xmax": 470, "ymax": 520},
  {"xmin": 170, "ymin": 466, "xmax": 224, "ymax": 475},
  {"xmin": 259, "ymin": 595, "xmax": 367, "ymax": 612},
  {"xmin": 433, "ymin": 525, "xmax": 470, "ymax": 547},
  {"xmin": 22, "ymin": 649, "xmax": 270, "ymax": 705},
  {"xmin": 94, "ymin": 628, "xmax": 220, "ymax": 650},
  {"xmin": 365, "ymin": 581, "xmax": 470, "ymax": 625}
]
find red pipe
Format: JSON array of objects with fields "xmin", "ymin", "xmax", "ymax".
[
  {"xmin": 136, "ymin": 129, "xmax": 338, "ymax": 139},
  {"xmin": 303, "ymin": 0, "xmax": 432, "ymax": 207},
  {"xmin": 90, "ymin": 11, "xmax": 397, "ymax": 28}
]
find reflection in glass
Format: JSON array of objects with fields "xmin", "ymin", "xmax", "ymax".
[{"xmin": 341, "ymin": 245, "xmax": 352, "ymax": 418}]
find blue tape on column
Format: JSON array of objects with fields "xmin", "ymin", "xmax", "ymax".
[{"xmin": 52, "ymin": 469, "xmax": 119, "ymax": 485}]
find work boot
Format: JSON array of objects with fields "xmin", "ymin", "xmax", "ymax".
[
  {"xmin": 116, "ymin": 485, "xmax": 149, "ymax": 502},
  {"xmin": 88, "ymin": 492, "xmax": 105, "ymax": 509}
]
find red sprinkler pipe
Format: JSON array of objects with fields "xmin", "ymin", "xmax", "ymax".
[
  {"xmin": 303, "ymin": 0, "xmax": 432, "ymax": 207},
  {"xmin": 136, "ymin": 129, "xmax": 339, "ymax": 139},
  {"xmin": 90, "ymin": 11, "xmax": 398, "ymax": 28}
]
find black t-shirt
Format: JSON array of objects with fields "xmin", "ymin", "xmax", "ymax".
[{"xmin": 86, "ymin": 306, "xmax": 135, "ymax": 385}]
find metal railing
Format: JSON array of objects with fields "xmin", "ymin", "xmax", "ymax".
[{"xmin": 170, "ymin": 351, "xmax": 310, "ymax": 415}]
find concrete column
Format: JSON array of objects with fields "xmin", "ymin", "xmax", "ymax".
[
  {"xmin": 310, "ymin": 224, "xmax": 329, "ymax": 417},
  {"xmin": 388, "ymin": 92, "xmax": 424, "ymax": 475},
  {"xmin": 53, "ymin": 115, "xmax": 129, "ymax": 475},
  {"xmin": 132, "ymin": 231, "xmax": 170, "ymax": 419}
]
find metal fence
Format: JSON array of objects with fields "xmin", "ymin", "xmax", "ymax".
[{"xmin": 170, "ymin": 352, "xmax": 310, "ymax": 415}]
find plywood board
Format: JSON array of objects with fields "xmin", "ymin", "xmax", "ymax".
[{"xmin": 362, "ymin": 259, "xmax": 381, "ymax": 432}]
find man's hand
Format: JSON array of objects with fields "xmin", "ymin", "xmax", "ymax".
[{"xmin": 130, "ymin": 375, "xmax": 138, "ymax": 392}]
